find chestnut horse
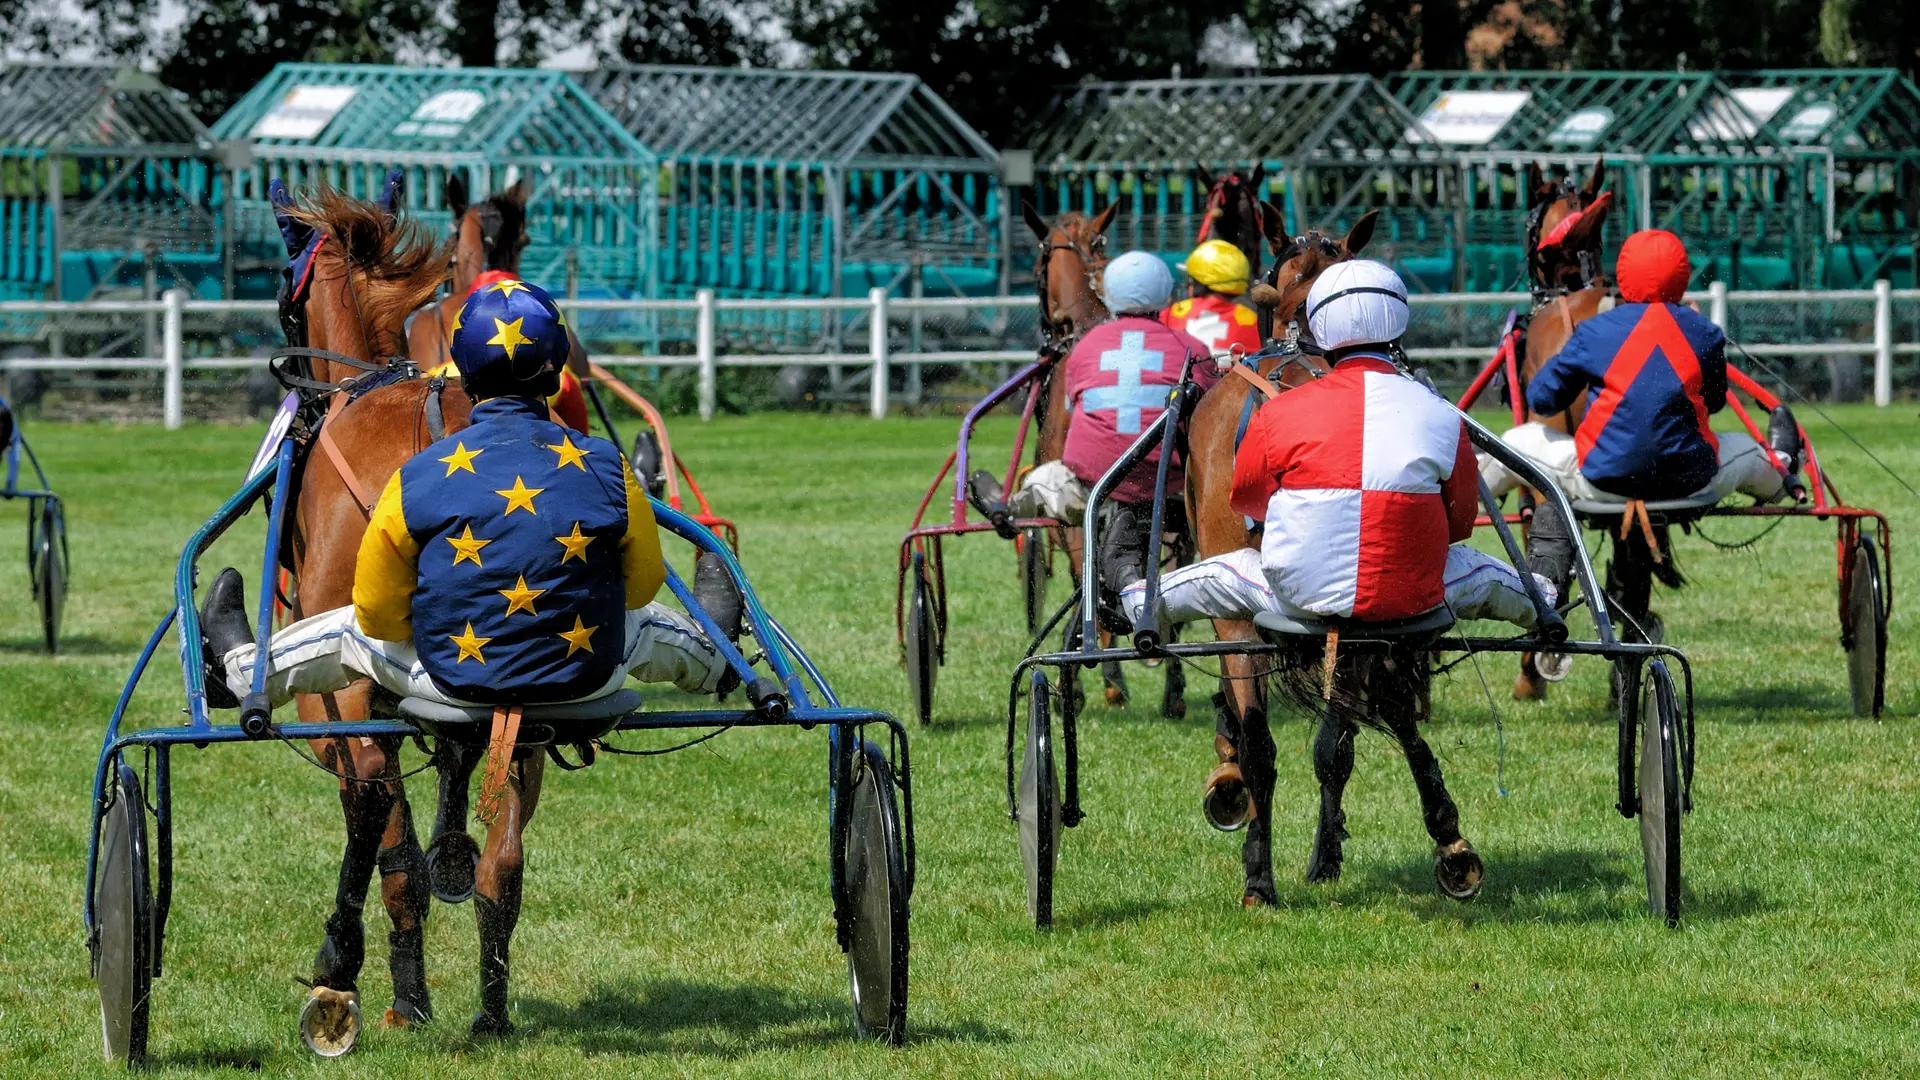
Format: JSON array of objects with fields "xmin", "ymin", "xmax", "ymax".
[
  {"xmin": 1183, "ymin": 207, "xmax": 1404, "ymax": 905},
  {"xmin": 272, "ymin": 187, "xmax": 482, "ymax": 1031}
]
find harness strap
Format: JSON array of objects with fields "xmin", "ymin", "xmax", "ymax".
[
  {"xmin": 1619, "ymin": 500, "xmax": 1664, "ymax": 564},
  {"xmin": 1229, "ymin": 361, "xmax": 1284, "ymax": 402},
  {"xmin": 476, "ymin": 705, "xmax": 525, "ymax": 827},
  {"xmin": 424, "ymin": 377, "xmax": 446, "ymax": 442},
  {"xmin": 315, "ymin": 393, "xmax": 376, "ymax": 518}
]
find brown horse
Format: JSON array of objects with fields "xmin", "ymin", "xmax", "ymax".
[
  {"xmin": 1183, "ymin": 207, "xmax": 1401, "ymax": 904},
  {"xmin": 272, "ymin": 187, "xmax": 482, "ymax": 1034},
  {"xmin": 404, "ymin": 174, "xmax": 529, "ymax": 369},
  {"xmin": 1194, "ymin": 163, "xmax": 1269, "ymax": 277}
]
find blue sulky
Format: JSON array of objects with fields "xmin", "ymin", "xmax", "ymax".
[
  {"xmin": 1005, "ymin": 354, "xmax": 1701, "ymax": 931},
  {"xmin": 81, "ymin": 428, "xmax": 914, "ymax": 1067},
  {"xmin": 0, "ymin": 394, "xmax": 69, "ymax": 652}
]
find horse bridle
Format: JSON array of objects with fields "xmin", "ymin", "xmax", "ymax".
[
  {"xmin": 1526, "ymin": 175, "xmax": 1602, "ymax": 301},
  {"xmin": 1257, "ymin": 231, "xmax": 1347, "ymax": 355},
  {"xmin": 1034, "ymin": 232, "xmax": 1107, "ymax": 355},
  {"xmin": 1197, "ymin": 174, "xmax": 1269, "ymax": 268}
]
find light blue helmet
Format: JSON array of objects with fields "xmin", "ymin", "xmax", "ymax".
[{"xmin": 1101, "ymin": 250, "xmax": 1175, "ymax": 315}]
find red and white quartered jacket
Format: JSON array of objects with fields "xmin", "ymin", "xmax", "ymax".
[{"xmin": 1229, "ymin": 354, "xmax": 1478, "ymax": 621}]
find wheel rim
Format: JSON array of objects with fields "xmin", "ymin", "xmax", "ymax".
[
  {"xmin": 1846, "ymin": 539, "xmax": 1886, "ymax": 718},
  {"xmin": 1017, "ymin": 672, "xmax": 1059, "ymax": 928},
  {"xmin": 96, "ymin": 761, "xmax": 151, "ymax": 1064},
  {"xmin": 905, "ymin": 556, "xmax": 936, "ymax": 725},
  {"xmin": 843, "ymin": 749, "xmax": 907, "ymax": 1042},
  {"xmin": 37, "ymin": 503, "xmax": 62, "ymax": 653},
  {"xmin": 1638, "ymin": 663, "xmax": 1683, "ymax": 926}
]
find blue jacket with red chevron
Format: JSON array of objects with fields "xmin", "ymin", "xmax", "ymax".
[{"xmin": 1525, "ymin": 301, "xmax": 1728, "ymax": 500}]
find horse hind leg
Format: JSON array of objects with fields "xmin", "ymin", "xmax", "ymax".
[
  {"xmin": 424, "ymin": 740, "xmax": 483, "ymax": 904},
  {"xmin": 375, "ymin": 762, "xmax": 432, "ymax": 1028},
  {"xmin": 1238, "ymin": 700, "xmax": 1280, "ymax": 906},
  {"xmin": 1305, "ymin": 701, "xmax": 1356, "ymax": 886},
  {"xmin": 1159, "ymin": 623, "xmax": 1186, "ymax": 719},
  {"xmin": 472, "ymin": 751, "xmax": 544, "ymax": 1037},
  {"xmin": 1378, "ymin": 655, "xmax": 1483, "ymax": 901}
]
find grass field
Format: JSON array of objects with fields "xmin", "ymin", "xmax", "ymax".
[{"xmin": 3, "ymin": 404, "xmax": 1919, "ymax": 1078}]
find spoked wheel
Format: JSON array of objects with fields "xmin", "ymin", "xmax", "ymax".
[
  {"xmin": 1017, "ymin": 670, "xmax": 1061, "ymax": 929},
  {"xmin": 94, "ymin": 759, "xmax": 152, "ymax": 1065},
  {"xmin": 1843, "ymin": 534, "xmax": 1887, "ymax": 719},
  {"xmin": 1019, "ymin": 528, "xmax": 1049, "ymax": 638},
  {"xmin": 841, "ymin": 740, "xmax": 909, "ymax": 1044},
  {"xmin": 29, "ymin": 497, "xmax": 65, "ymax": 653},
  {"xmin": 1635, "ymin": 660, "xmax": 1684, "ymax": 926},
  {"xmin": 630, "ymin": 429, "xmax": 666, "ymax": 498},
  {"xmin": 904, "ymin": 551, "xmax": 937, "ymax": 726}
]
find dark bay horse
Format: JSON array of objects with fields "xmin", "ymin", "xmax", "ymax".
[
  {"xmin": 404, "ymin": 174, "xmax": 529, "ymax": 369},
  {"xmin": 272, "ymin": 187, "xmax": 483, "ymax": 1034},
  {"xmin": 1194, "ymin": 163, "xmax": 1269, "ymax": 276}
]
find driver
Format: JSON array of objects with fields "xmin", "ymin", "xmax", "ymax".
[
  {"xmin": 198, "ymin": 280, "xmax": 739, "ymax": 711},
  {"xmin": 1118, "ymin": 260, "xmax": 1558, "ymax": 633},
  {"xmin": 1162, "ymin": 239, "xmax": 1263, "ymax": 361}
]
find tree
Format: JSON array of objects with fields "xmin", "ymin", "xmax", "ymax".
[{"xmin": 609, "ymin": 0, "xmax": 775, "ymax": 66}]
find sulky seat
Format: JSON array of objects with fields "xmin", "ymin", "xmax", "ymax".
[
  {"xmin": 397, "ymin": 688, "xmax": 642, "ymax": 745},
  {"xmin": 1252, "ymin": 605, "xmax": 1455, "ymax": 641}
]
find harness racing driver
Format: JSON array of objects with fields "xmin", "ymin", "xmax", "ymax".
[
  {"xmin": 1162, "ymin": 239, "xmax": 1264, "ymax": 362},
  {"xmin": 197, "ymin": 280, "xmax": 741, "ymax": 713},
  {"xmin": 1118, "ymin": 259, "xmax": 1559, "ymax": 635},
  {"xmin": 971, "ymin": 250, "xmax": 1223, "ymax": 620},
  {"xmin": 1479, "ymin": 229, "xmax": 1806, "ymax": 598}
]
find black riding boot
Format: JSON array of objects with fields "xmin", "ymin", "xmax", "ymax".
[
  {"xmin": 1768, "ymin": 404, "xmax": 1808, "ymax": 499},
  {"xmin": 198, "ymin": 567, "xmax": 253, "ymax": 709},
  {"xmin": 312, "ymin": 909, "xmax": 365, "ymax": 993},
  {"xmin": 966, "ymin": 470, "xmax": 1016, "ymax": 538},
  {"xmin": 1524, "ymin": 495, "xmax": 1576, "ymax": 602},
  {"xmin": 1095, "ymin": 502, "xmax": 1149, "ymax": 634}
]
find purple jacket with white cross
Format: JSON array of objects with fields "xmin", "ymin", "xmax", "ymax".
[{"xmin": 1060, "ymin": 315, "xmax": 1220, "ymax": 504}]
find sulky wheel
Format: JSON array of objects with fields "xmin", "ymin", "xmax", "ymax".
[
  {"xmin": 630, "ymin": 429, "xmax": 667, "ymax": 499},
  {"xmin": 94, "ymin": 759, "xmax": 153, "ymax": 1066},
  {"xmin": 1637, "ymin": 660, "xmax": 1684, "ymax": 926},
  {"xmin": 31, "ymin": 497, "xmax": 66, "ymax": 653},
  {"xmin": 841, "ymin": 740, "xmax": 910, "ymax": 1044},
  {"xmin": 1843, "ymin": 534, "xmax": 1887, "ymax": 719},
  {"xmin": 904, "ymin": 551, "xmax": 937, "ymax": 726},
  {"xmin": 1019, "ymin": 528, "xmax": 1049, "ymax": 638},
  {"xmin": 1017, "ymin": 670, "xmax": 1061, "ymax": 929}
]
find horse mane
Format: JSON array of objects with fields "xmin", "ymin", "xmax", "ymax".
[{"xmin": 284, "ymin": 187, "xmax": 451, "ymax": 347}]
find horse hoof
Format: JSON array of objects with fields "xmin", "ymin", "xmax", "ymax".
[
  {"xmin": 1202, "ymin": 763, "xmax": 1251, "ymax": 832},
  {"xmin": 1304, "ymin": 857, "xmax": 1342, "ymax": 885},
  {"xmin": 1241, "ymin": 890, "xmax": 1276, "ymax": 909},
  {"xmin": 382, "ymin": 996, "xmax": 431, "ymax": 1030},
  {"xmin": 1104, "ymin": 685, "xmax": 1127, "ymax": 708},
  {"xmin": 424, "ymin": 832, "xmax": 479, "ymax": 905},
  {"xmin": 299, "ymin": 986, "xmax": 361, "ymax": 1058},
  {"xmin": 1434, "ymin": 839, "xmax": 1485, "ymax": 901},
  {"xmin": 1511, "ymin": 661, "xmax": 1549, "ymax": 702},
  {"xmin": 1161, "ymin": 693, "xmax": 1186, "ymax": 720},
  {"xmin": 469, "ymin": 1012, "xmax": 516, "ymax": 1039}
]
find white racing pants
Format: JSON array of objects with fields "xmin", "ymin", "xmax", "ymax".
[
  {"xmin": 1007, "ymin": 460, "xmax": 1089, "ymax": 522},
  {"xmin": 1120, "ymin": 545, "xmax": 1558, "ymax": 630},
  {"xmin": 220, "ymin": 603, "xmax": 727, "ymax": 709},
  {"xmin": 1479, "ymin": 422, "xmax": 1787, "ymax": 504}
]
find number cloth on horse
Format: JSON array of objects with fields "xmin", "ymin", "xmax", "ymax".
[
  {"xmin": 207, "ymin": 282, "xmax": 727, "ymax": 710},
  {"xmin": 1479, "ymin": 229, "xmax": 1790, "ymax": 505}
]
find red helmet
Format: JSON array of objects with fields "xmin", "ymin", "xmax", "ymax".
[{"xmin": 1616, "ymin": 230, "xmax": 1691, "ymax": 304}]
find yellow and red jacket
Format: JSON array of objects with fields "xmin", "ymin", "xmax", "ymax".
[{"xmin": 1161, "ymin": 294, "xmax": 1262, "ymax": 361}]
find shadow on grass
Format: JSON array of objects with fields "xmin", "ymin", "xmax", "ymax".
[
  {"xmin": 1694, "ymin": 682, "xmax": 1847, "ymax": 718},
  {"xmin": 150, "ymin": 1044, "xmax": 270, "ymax": 1071},
  {"xmin": 1347, "ymin": 846, "xmax": 1770, "ymax": 926},
  {"xmin": 518, "ymin": 977, "xmax": 1008, "ymax": 1056},
  {"xmin": 0, "ymin": 633, "xmax": 121, "ymax": 655}
]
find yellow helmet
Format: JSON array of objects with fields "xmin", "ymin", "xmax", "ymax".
[{"xmin": 1182, "ymin": 239, "xmax": 1251, "ymax": 295}]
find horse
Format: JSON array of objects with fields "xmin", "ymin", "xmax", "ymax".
[
  {"xmin": 1503, "ymin": 161, "xmax": 1634, "ymax": 700},
  {"xmin": 1193, "ymin": 163, "xmax": 1269, "ymax": 276},
  {"xmin": 404, "ymin": 174, "xmax": 529, "ymax": 371},
  {"xmin": 1177, "ymin": 205, "xmax": 1487, "ymax": 908},
  {"xmin": 270, "ymin": 185, "xmax": 484, "ymax": 1034}
]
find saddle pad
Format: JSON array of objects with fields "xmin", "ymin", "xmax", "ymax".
[
  {"xmin": 1253, "ymin": 606, "xmax": 1454, "ymax": 640},
  {"xmin": 397, "ymin": 688, "xmax": 642, "ymax": 726}
]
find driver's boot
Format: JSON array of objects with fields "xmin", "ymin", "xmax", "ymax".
[
  {"xmin": 1516, "ymin": 498, "xmax": 1575, "ymax": 701},
  {"xmin": 692, "ymin": 551, "xmax": 744, "ymax": 695},
  {"xmin": 1095, "ymin": 503, "xmax": 1148, "ymax": 635},
  {"xmin": 1768, "ymin": 404, "xmax": 1808, "ymax": 501},
  {"xmin": 966, "ymin": 470, "xmax": 1016, "ymax": 538},
  {"xmin": 199, "ymin": 567, "xmax": 253, "ymax": 709}
]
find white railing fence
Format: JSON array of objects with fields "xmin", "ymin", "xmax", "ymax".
[{"xmin": 1, "ymin": 283, "xmax": 1916, "ymax": 428}]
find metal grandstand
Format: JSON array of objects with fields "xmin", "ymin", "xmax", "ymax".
[
  {"xmin": 578, "ymin": 65, "xmax": 1004, "ymax": 302},
  {"xmin": 212, "ymin": 64, "xmax": 654, "ymax": 299},
  {"xmin": 0, "ymin": 62, "xmax": 219, "ymax": 308}
]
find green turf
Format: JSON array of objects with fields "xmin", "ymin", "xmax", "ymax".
[{"xmin": 4, "ymin": 404, "xmax": 1919, "ymax": 1077}]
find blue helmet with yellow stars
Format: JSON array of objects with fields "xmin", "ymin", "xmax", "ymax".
[{"xmin": 447, "ymin": 278, "xmax": 570, "ymax": 398}]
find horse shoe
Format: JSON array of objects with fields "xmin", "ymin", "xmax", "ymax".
[{"xmin": 1433, "ymin": 838, "xmax": 1485, "ymax": 902}]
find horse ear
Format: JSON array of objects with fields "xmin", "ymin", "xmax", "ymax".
[
  {"xmin": 1343, "ymin": 210, "xmax": 1379, "ymax": 255},
  {"xmin": 1260, "ymin": 199, "xmax": 1288, "ymax": 253},
  {"xmin": 1195, "ymin": 162, "xmax": 1216, "ymax": 192},
  {"xmin": 1585, "ymin": 158, "xmax": 1606, "ymax": 198},
  {"xmin": 1525, "ymin": 162, "xmax": 1547, "ymax": 205},
  {"xmin": 1248, "ymin": 162, "xmax": 1266, "ymax": 193},
  {"xmin": 1090, "ymin": 200, "xmax": 1120, "ymax": 235},
  {"xmin": 507, "ymin": 177, "xmax": 531, "ymax": 205},
  {"xmin": 445, "ymin": 173, "xmax": 470, "ymax": 220},
  {"xmin": 1022, "ymin": 200, "xmax": 1049, "ymax": 243}
]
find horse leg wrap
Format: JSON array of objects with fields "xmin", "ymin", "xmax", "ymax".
[
  {"xmin": 1391, "ymin": 714, "xmax": 1462, "ymax": 847},
  {"xmin": 1212, "ymin": 691, "xmax": 1241, "ymax": 763},
  {"xmin": 385, "ymin": 926, "xmax": 432, "ymax": 1026},
  {"xmin": 1306, "ymin": 712, "xmax": 1355, "ymax": 884},
  {"xmin": 1237, "ymin": 705, "xmax": 1278, "ymax": 905},
  {"xmin": 472, "ymin": 894, "xmax": 517, "ymax": 1036},
  {"xmin": 313, "ymin": 909, "xmax": 365, "ymax": 993}
]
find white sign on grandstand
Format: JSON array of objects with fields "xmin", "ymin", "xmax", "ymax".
[
  {"xmin": 250, "ymin": 86, "xmax": 357, "ymax": 140},
  {"xmin": 1408, "ymin": 91, "xmax": 1531, "ymax": 145},
  {"xmin": 1779, "ymin": 101, "xmax": 1837, "ymax": 142},
  {"xmin": 393, "ymin": 89, "xmax": 488, "ymax": 138},
  {"xmin": 1547, "ymin": 106, "xmax": 1614, "ymax": 147},
  {"xmin": 1688, "ymin": 87, "xmax": 1795, "ymax": 141}
]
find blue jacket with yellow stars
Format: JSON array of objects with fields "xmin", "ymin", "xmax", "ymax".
[{"xmin": 350, "ymin": 395, "xmax": 665, "ymax": 704}]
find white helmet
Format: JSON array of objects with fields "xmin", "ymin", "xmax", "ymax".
[
  {"xmin": 1101, "ymin": 250, "xmax": 1174, "ymax": 315},
  {"xmin": 1305, "ymin": 260, "xmax": 1409, "ymax": 352}
]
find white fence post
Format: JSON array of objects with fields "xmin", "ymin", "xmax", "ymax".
[
  {"xmin": 1707, "ymin": 281, "xmax": 1728, "ymax": 329},
  {"xmin": 1873, "ymin": 278, "xmax": 1892, "ymax": 407},
  {"xmin": 162, "ymin": 289, "xmax": 185, "ymax": 430},
  {"xmin": 695, "ymin": 288, "xmax": 716, "ymax": 422},
  {"xmin": 868, "ymin": 287, "xmax": 889, "ymax": 420}
]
